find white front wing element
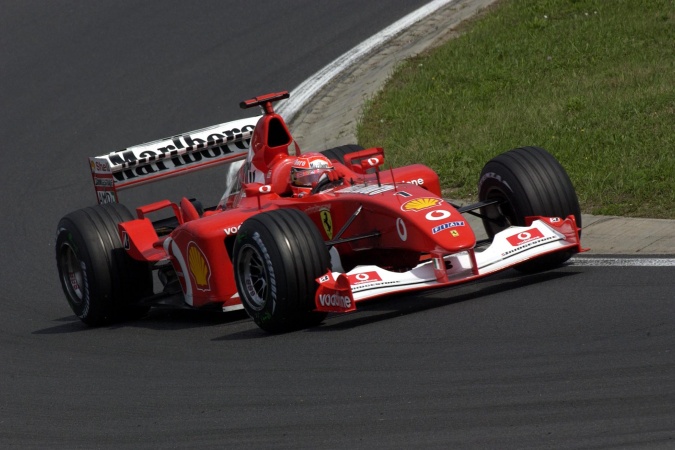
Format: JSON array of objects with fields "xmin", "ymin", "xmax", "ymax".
[{"xmin": 331, "ymin": 219, "xmax": 580, "ymax": 302}]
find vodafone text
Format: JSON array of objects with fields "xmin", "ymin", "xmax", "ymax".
[{"xmin": 318, "ymin": 293, "xmax": 352, "ymax": 309}]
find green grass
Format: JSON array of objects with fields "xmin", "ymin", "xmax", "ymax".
[{"xmin": 357, "ymin": 0, "xmax": 675, "ymax": 218}]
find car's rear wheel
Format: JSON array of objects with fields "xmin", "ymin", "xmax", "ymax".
[
  {"xmin": 55, "ymin": 203, "xmax": 153, "ymax": 325},
  {"xmin": 321, "ymin": 144, "xmax": 364, "ymax": 164},
  {"xmin": 233, "ymin": 209, "xmax": 330, "ymax": 333},
  {"xmin": 478, "ymin": 146, "xmax": 581, "ymax": 272}
]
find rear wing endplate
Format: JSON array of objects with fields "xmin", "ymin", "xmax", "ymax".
[{"xmin": 89, "ymin": 116, "xmax": 261, "ymax": 204}]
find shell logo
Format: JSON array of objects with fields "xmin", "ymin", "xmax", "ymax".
[
  {"xmin": 187, "ymin": 242, "xmax": 211, "ymax": 291},
  {"xmin": 401, "ymin": 197, "xmax": 442, "ymax": 212}
]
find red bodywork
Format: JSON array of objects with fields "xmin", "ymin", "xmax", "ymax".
[{"xmin": 116, "ymin": 91, "xmax": 582, "ymax": 312}]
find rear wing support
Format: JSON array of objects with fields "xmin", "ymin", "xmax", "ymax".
[{"xmin": 89, "ymin": 116, "xmax": 261, "ymax": 204}]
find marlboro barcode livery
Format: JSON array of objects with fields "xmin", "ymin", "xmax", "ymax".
[{"xmin": 56, "ymin": 91, "xmax": 585, "ymax": 333}]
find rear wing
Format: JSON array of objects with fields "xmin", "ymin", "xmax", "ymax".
[{"xmin": 89, "ymin": 116, "xmax": 261, "ymax": 204}]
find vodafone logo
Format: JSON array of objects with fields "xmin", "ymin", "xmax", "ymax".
[
  {"xmin": 506, "ymin": 228, "xmax": 545, "ymax": 246},
  {"xmin": 318, "ymin": 293, "xmax": 352, "ymax": 309},
  {"xmin": 224, "ymin": 224, "xmax": 241, "ymax": 235},
  {"xmin": 396, "ymin": 218, "xmax": 407, "ymax": 241},
  {"xmin": 425, "ymin": 210, "xmax": 451, "ymax": 221},
  {"xmin": 258, "ymin": 185, "xmax": 272, "ymax": 193},
  {"xmin": 347, "ymin": 271, "xmax": 383, "ymax": 285},
  {"xmin": 367, "ymin": 157, "xmax": 380, "ymax": 166}
]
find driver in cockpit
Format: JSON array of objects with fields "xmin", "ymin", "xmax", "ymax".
[{"xmin": 289, "ymin": 152, "xmax": 340, "ymax": 197}]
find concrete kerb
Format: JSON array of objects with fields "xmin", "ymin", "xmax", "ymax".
[
  {"xmin": 447, "ymin": 204, "xmax": 675, "ymax": 255},
  {"xmin": 287, "ymin": 0, "xmax": 675, "ymax": 255}
]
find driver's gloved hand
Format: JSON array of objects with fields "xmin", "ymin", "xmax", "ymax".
[{"xmin": 325, "ymin": 170, "xmax": 341, "ymax": 182}]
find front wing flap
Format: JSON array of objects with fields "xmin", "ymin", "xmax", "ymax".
[{"xmin": 314, "ymin": 215, "xmax": 583, "ymax": 313}]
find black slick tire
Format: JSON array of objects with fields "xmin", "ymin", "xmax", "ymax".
[
  {"xmin": 233, "ymin": 209, "xmax": 330, "ymax": 333},
  {"xmin": 55, "ymin": 203, "xmax": 153, "ymax": 325},
  {"xmin": 321, "ymin": 144, "xmax": 364, "ymax": 164},
  {"xmin": 478, "ymin": 146, "xmax": 581, "ymax": 272}
]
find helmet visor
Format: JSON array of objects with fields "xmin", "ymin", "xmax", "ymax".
[{"xmin": 291, "ymin": 167, "xmax": 331, "ymax": 187}]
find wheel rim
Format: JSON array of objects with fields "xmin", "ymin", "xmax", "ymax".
[
  {"xmin": 59, "ymin": 243, "xmax": 84, "ymax": 304},
  {"xmin": 236, "ymin": 244, "xmax": 269, "ymax": 311}
]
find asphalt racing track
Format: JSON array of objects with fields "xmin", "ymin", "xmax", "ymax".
[{"xmin": 1, "ymin": 1, "xmax": 674, "ymax": 448}]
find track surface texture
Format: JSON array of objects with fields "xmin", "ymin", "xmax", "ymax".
[{"xmin": 1, "ymin": 1, "xmax": 674, "ymax": 448}]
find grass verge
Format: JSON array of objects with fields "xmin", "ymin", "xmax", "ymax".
[{"xmin": 357, "ymin": 0, "xmax": 674, "ymax": 218}]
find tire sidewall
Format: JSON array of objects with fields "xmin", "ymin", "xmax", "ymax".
[
  {"xmin": 477, "ymin": 147, "xmax": 581, "ymax": 271},
  {"xmin": 478, "ymin": 146, "xmax": 581, "ymax": 235},
  {"xmin": 321, "ymin": 144, "xmax": 364, "ymax": 165},
  {"xmin": 56, "ymin": 218, "xmax": 111, "ymax": 325},
  {"xmin": 233, "ymin": 209, "xmax": 330, "ymax": 332},
  {"xmin": 55, "ymin": 203, "xmax": 152, "ymax": 325},
  {"xmin": 478, "ymin": 166, "xmax": 531, "ymax": 235},
  {"xmin": 233, "ymin": 226, "xmax": 285, "ymax": 330}
]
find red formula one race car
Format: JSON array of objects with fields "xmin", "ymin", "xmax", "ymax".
[{"xmin": 56, "ymin": 91, "xmax": 585, "ymax": 332}]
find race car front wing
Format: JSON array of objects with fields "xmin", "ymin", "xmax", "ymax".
[{"xmin": 314, "ymin": 215, "xmax": 584, "ymax": 313}]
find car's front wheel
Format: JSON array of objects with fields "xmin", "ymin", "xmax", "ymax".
[
  {"xmin": 478, "ymin": 146, "xmax": 581, "ymax": 272},
  {"xmin": 233, "ymin": 209, "xmax": 330, "ymax": 332}
]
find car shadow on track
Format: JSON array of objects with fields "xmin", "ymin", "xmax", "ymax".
[
  {"xmin": 32, "ymin": 309, "xmax": 250, "ymax": 335},
  {"xmin": 36, "ymin": 267, "xmax": 582, "ymax": 337},
  {"xmin": 305, "ymin": 267, "xmax": 583, "ymax": 333},
  {"xmin": 214, "ymin": 266, "xmax": 584, "ymax": 339}
]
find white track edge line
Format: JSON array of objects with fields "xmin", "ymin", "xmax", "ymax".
[
  {"xmin": 276, "ymin": 0, "xmax": 457, "ymax": 122},
  {"xmin": 570, "ymin": 257, "xmax": 675, "ymax": 267}
]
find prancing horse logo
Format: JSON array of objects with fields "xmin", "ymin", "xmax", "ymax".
[{"xmin": 320, "ymin": 210, "xmax": 333, "ymax": 240}]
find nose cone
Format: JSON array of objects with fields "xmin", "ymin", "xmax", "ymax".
[
  {"xmin": 427, "ymin": 214, "xmax": 476, "ymax": 251},
  {"xmin": 398, "ymin": 197, "xmax": 476, "ymax": 252}
]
